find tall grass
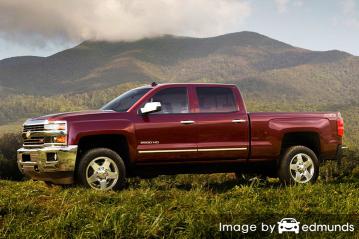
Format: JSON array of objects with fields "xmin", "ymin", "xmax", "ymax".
[{"xmin": 0, "ymin": 174, "xmax": 358, "ymax": 238}]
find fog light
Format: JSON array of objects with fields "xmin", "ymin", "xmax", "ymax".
[{"xmin": 47, "ymin": 153, "xmax": 57, "ymax": 162}]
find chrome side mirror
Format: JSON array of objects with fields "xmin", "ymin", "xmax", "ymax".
[{"xmin": 140, "ymin": 102, "xmax": 162, "ymax": 114}]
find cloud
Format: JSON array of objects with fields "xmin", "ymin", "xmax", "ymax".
[
  {"xmin": 274, "ymin": 0, "xmax": 303, "ymax": 14},
  {"xmin": 0, "ymin": 0, "xmax": 251, "ymax": 46},
  {"xmin": 342, "ymin": 0, "xmax": 356, "ymax": 15},
  {"xmin": 340, "ymin": 0, "xmax": 359, "ymax": 28},
  {"xmin": 293, "ymin": 1, "xmax": 303, "ymax": 7},
  {"xmin": 274, "ymin": 0, "xmax": 290, "ymax": 13}
]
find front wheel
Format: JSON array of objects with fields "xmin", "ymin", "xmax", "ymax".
[
  {"xmin": 278, "ymin": 146, "xmax": 319, "ymax": 184},
  {"xmin": 77, "ymin": 148, "xmax": 126, "ymax": 190}
]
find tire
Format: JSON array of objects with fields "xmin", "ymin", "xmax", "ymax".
[
  {"xmin": 77, "ymin": 148, "xmax": 126, "ymax": 190},
  {"xmin": 278, "ymin": 146, "xmax": 319, "ymax": 185}
]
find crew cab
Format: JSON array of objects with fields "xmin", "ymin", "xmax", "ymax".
[{"xmin": 17, "ymin": 83, "xmax": 345, "ymax": 190}]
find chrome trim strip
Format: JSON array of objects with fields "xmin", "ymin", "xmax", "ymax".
[
  {"xmin": 18, "ymin": 145, "xmax": 78, "ymax": 152},
  {"xmin": 23, "ymin": 119, "xmax": 49, "ymax": 126},
  {"xmin": 22, "ymin": 130, "xmax": 67, "ymax": 134},
  {"xmin": 232, "ymin": 119, "xmax": 246, "ymax": 123},
  {"xmin": 198, "ymin": 147, "xmax": 247, "ymax": 152},
  {"xmin": 23, "ymin": 119, "xmax": 67, "ymax": 126},
  {"xmin": 20, "ymin": 161, "xmax": 58, "ymax": 166},
  {"xmin": 138, "ymin": 149, "xmax": 197, "ymax": 154},
  {"xmin": 138, "ymin": 147, "xmax": 247, "ymax": 154},
  {"xmin": 180, "ymin": 120, "xmax": 195, "ymax": 124},
  {"xmin": 22, "ymin": 143, "xmax": 68, "ymax": 148}
]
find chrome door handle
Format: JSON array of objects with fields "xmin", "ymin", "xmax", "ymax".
[
  {"xmin": 181, "ymin": 120, "xmax": 195, "ymax": 125},
  {"xmin": 232, "ymin": 119, "xmax": 246, "ymax": 123}
]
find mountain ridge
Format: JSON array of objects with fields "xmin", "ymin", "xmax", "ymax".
[{"xmin": 0, "ymin": 31, "xmax": 357, "ymax": 105}]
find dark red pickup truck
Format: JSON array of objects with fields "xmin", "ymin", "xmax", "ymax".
[{"xmin": 17, "ymin": 83, "xmax": 345, "ymax": 190}]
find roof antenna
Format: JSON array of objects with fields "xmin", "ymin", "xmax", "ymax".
[{"xmin": 151, "ymin": 82, "xmax": 158, "ymax": 87}]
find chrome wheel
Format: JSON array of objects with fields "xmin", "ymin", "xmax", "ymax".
[
  {"xmin": 86, "ymin": 156, "xmax": 119, "ymax": 190},
  {"xmin": 289, "ymin": 153, "xmax": 314, "ymax": 183}
]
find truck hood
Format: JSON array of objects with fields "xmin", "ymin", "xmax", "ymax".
[{"xmin": 31, "ymin": 110, "xmax": 120, "ymax": 122}]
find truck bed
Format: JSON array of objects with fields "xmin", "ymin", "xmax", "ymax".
[{"xmin": 248, "ymin": 112, "xmax": 342, "ymax": 160}]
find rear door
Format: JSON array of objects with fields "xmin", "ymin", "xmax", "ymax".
[{"xmin": 191, "ymin": 86, "xmax": 249, "ymax": 160}]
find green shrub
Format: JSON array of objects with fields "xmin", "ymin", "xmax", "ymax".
[{"xmin": 0, "ymin": 133, "xmax": 23, "ymax": 180}]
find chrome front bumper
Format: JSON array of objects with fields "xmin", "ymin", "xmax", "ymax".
[{"xmin": 17, "ymin": 145, "xmax": 78, "ymax": 184}]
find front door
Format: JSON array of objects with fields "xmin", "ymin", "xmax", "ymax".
[{"xmin": 134, "ymin": 87, "xmax": 197, "ymax": 161}]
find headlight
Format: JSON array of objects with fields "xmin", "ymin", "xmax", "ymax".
[
  {"xmin": 44, "ymin": 121, "xmax": 67, "ymax": 131},
  {"xmin": 44, "ymin": 121, "xmax": 67, "ymax": 145}
]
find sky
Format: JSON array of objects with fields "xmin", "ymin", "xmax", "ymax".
[{"xmin": 0, "ymin": 0, "xmax": 358, "ymax": 60}]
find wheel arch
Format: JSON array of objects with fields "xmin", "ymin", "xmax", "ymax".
[
  {"xmin": 75, "ymin": 134, "xmax": 131, "ymax": 173},
  {"xmin": 280, "ymin": 131, "xmax": 321, "ymax": 160}
]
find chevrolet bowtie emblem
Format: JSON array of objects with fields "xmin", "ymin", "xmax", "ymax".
[{"xmin": 26, "ymin": 131, "xmax": 31, "ymax": 139}]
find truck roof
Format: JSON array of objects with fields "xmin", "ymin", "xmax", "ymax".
[{"xmin": 149, "ymin": 82, "xmax": 237, "ymax": 87}]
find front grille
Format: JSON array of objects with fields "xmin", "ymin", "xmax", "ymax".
[
  {"xmin": 23, "ymin": 136, "xmax": 45, "ymax": 146},
  {"xmin": 23, "ymin": 124, "xmax": 45, "ymax": 132}
]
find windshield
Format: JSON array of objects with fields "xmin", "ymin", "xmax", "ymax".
[{"xmin": 101, "ymin": 87, "xmax": 151, "ymax": 112}]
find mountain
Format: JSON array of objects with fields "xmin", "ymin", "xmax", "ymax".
[
  {"xmin": 0, "ymin": 31, "xmax": 355, "ymax": 95},
  {"xmin": 1, "ymin": 31, "xmax": 359, "ymax": 127}
]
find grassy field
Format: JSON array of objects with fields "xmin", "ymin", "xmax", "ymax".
[{"xmin": 0, "ymin": 173, "xmax": 358, "ymax": 238}]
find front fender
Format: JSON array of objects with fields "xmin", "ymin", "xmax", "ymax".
[{"xmin": 68, "ymin": 119, "xmax": 134, "ymax": 145}]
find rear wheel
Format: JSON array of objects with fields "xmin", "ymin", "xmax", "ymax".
[
  {"xmin": 278, "ymin": 146, "xmax": 319, "ymax": 184},
  {"xmin": 77, "ymin": 148, "xmax": 126, "ymax": 190}
]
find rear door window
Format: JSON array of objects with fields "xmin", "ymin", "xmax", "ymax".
[{"xmin": 196, "ymin": 87, "xmax": 237, "ymax": 113}]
